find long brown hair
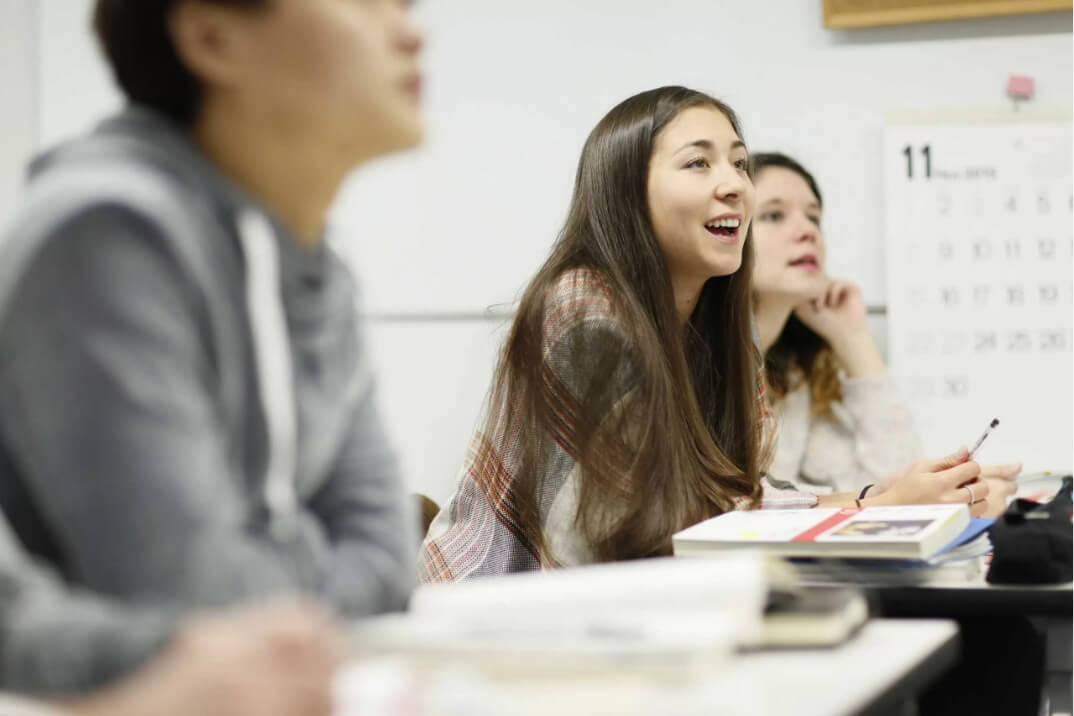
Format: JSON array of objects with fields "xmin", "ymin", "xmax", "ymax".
[
  {"xmin": 487, "ymin": 86, "xmax": 766, "ymax": 564},
  {"xmin": 750, "ymin": 152, "xmax": 842, "ymax": 415}
]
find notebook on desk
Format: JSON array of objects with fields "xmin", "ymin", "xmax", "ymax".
[
  {"xmin": 348, "ymin": 610, "xmax": 740, "ymax": 676},
  {"xmin": 348, "ymin": 555, "xmax": 778, "ymax": 677},
  {"xmin": 743, "ymin": 586, "xmax": 869, "ymax": 649}
]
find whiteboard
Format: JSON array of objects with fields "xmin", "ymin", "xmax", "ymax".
[{"xmin": 884, "ymin": 119, "xmax": 1073, "ymax": 472}]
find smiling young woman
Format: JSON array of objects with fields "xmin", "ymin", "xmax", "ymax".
[
  {"xmin": 419, "ymin": 88, "xmax": 991, "ymax": 582},
  {"xmin": 422, "ymin": 87, "xmax": 772, "ymax": 577}
]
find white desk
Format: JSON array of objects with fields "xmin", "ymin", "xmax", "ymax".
[
  {"xmin": 711, "ymin": 619, "xmax": 958, "ymax": 716},
  {"xmin": 0, "ymin": 622, "xmax": 958, "ymax": 716},
  {"xmin": 0, "ymin": 620, "xmax": 957, "ymax": 716},
  {"xmin": 333, "ymin": 619, "xmax": 958, "ymax": 716}
]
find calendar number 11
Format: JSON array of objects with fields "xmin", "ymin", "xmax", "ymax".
[{"xmin": 903, "ymin": 144, "xmax": 932, "ymax": 179}]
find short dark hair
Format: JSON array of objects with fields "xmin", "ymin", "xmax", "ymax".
[
  {"xmin": 749, "ymin": 152, "xmax": 824, "ymax": 208},
  {"xmin": 93, "ymin": 0, "xmax": 266, "ymax": 127}
]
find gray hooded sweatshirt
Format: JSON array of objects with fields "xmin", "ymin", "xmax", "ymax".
[
  {"xmin": 0, "ymin": 107, "xmax": 414, "ymax": 636},
  {"xmin": 0, "ymin": 511, "xmax": 175, "ymax": 694}
]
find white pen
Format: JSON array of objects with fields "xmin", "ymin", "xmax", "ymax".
[{"xmin": 968, "ymin": 418, "xmax": 999, "ymax": 459}]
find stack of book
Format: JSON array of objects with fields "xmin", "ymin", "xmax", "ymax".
[{"xmin": 673, "ymin": 504, "xmax": 991, "ymax": 587}]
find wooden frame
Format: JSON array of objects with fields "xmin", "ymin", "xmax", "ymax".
[{"xmin": 823, "ymin": 0, "xmax": 1072, "ymax": 29}]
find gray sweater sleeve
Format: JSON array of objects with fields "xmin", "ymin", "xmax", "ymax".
[
  {"xmin": 0, "ymin": 207, "xmax": 404, "ymax": 615},
  {"xmin": 309, "ymin": 377, "xmax": 415, "ymax": 615},
  {"xmin": 0, "ymin": 520, "xmax": 174, "ymax": 695}
]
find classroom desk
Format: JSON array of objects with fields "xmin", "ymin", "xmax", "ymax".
[
  {"xmin": 799, "ymin": 474, "xmax": 1072, "ymax": 715},
  {"xmin": 332, "ymin": 619, "xmax": 958, "ymax": 716},
  {"xmin": 715, "ymin": 619, "xmax": 959, "ymax": 716},
  {"xmin": 0, "ymin": 619, "xmax": 958, "ymax": 716},
  {"xmin": 866, "ymin": 581, "xmax": 1073, "ymax": 716},
  {"xmin": 832, "ymin": 579, "xmax": 1073, "ymax": 618},
  {"xmin": 802, "ymin": 577, "xmax": 1073, "ymax": 716}
]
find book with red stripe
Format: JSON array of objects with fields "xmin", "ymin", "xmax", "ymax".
[{"xmin": 672, "ymin": 505, "xmax": 970, "ymax": 560}]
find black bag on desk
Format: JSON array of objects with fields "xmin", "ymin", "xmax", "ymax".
[{"xmin": 986, "ymin": 477, "xmax": 1072, "ymax": 585}]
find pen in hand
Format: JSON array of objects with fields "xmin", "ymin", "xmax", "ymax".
[{"xmin": 968, "ymin": 418, "xmax": 999, "ymax": 460}]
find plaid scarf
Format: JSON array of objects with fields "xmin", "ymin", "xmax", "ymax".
[{"xmin": 420, "ymin": 269, "xmax": 815, "ymax": 583}]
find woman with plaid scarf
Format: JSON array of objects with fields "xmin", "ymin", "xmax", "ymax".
[{"xmin": 420, "ymin": 87, "xmax": 990, "ymax": 582}]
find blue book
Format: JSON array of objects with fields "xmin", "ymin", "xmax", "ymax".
[
  {"xmin": 788, "ymin": 518, "xmax": 995, "ymax": 585},
  {"xmin": 940, "ymin": 517, "xmax": 994, "ymax": 552}
]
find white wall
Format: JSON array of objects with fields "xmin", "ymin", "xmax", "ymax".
[
  {"xmin": 0, "ymin": 0, "xmax": 36, "ymax": 223},
  {"xmin": 365, "ymin": 318, "xmax": 509, "ymax": 501},
  {"xmin": 34, "ymin": 0, "xmax": 120, "ymax": 146},
  {"xmin": 4, "ymin": 0, "xmax": 1072, "ymax": 503},
  {"xmin": 351, "ymin": 2, "xmax": 1070, "ymax": 501},
  {"xmin": 336, "ymin": 2, "xmax": 1074, "ymax": 314}
]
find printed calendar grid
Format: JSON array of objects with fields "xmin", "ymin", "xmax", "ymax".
[{"xmin": 884, "ymin": 122, "xmax": 1073, "ymax": 471}]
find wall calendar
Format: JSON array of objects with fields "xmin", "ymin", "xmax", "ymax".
[{"xmin": 885, "ymin": 118, "xmax": 1072, "ymax": 471}]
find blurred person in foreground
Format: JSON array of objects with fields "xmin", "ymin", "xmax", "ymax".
[
  {"xmin": 1, "ymin": 505, "xmax": 341, "ymax": 715},
  {"xmin": 0, "ymin": 0, "xmax": 422, "ymax": 624},
  {"xmin": 0, "ymin": 0, "xmax": 423, "ymax": 709}
]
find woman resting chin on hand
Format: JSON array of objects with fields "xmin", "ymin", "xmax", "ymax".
[{"xmin": 750, "ymin": 152, "xmax": 1019, "ymax": 517}]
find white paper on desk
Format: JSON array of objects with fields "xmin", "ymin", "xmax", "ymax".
[
  {"xmin": 349, "ymin": 610, "xmax": 739, "ymax": 678},
  {"xmin": 333, "ymin": 656, "xmax": 757, "ymax": 716},
  {"xmin": 407, "ymin": 553, "xmax": 769, "ymax": 645}
]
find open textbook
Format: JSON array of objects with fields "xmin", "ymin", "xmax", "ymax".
[
  {"xmin": 350, "ymin": 554, "xmax": 772, "ymax": 676},
  {"xmin": 349, "ymin": 552, "xmax": 873, "ymax": 682}
]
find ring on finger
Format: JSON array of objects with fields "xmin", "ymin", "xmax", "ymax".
[{"xmin": 963, "ymin": 484, "xmax": 975, "ymax": 504}]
